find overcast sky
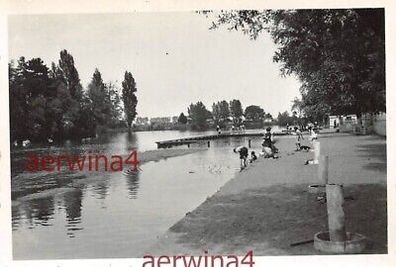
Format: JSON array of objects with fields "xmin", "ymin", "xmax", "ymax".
[{"xmin": 8, "ymin": 12, "xmax": 301, "ymax": 118}]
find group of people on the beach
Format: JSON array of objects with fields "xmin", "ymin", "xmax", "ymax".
[
  {"xmin": 216, "ymin": 124, "xmax": 246, "ymax": 135},
  {"xmin": 234, "ymin": 125, "xmax": 319, "ymax": 170},
  {"xmin": 233, "ymin": 127, "xmax": 279, "ymax": 170},
  {"xmin": 295, "ymin": 125, "xmax": 318, "ymax": 151}
]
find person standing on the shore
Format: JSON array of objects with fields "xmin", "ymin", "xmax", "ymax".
[
  {"xmin": 309, "ymin": 126, "xmax": 318, "ymax": 142},
  {"xmin": 295, "ymin": 126, "xmax": 304, "ymax": 151},
  {"xmin": 249, "ymin": 151, "xmax": 257, "ymax": 163},
  {"xmin": 234, "ymin": 146, "xmax": 248, "ymax": 169}
]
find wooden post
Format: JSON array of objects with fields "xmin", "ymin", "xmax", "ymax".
[
  {"xmin": 318, "ymin": 155, "xmax": 329, "ymax": 184},
  {"xmin": 248, "ymin": 139, "xmax": 251, "ymax": 148},
  {"xmin": 326, "ymin": 184, "xmax": 347, "ymax": 242},
  {"xmin": 207, "ymin": 141, "xmax": 210, "ymax": 148},
  {"xmin": 187, "ymin": 143, "xmax": 190, "ymax": 148}
]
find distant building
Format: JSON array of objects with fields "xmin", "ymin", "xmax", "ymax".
[
  {"xmin": 343, "ymin": 114, "xmax": 358, "ymax": 124},
  {"xmin": 172, "ymin": 116, "xmax": 178, "ymax": 124},
  {"xmin": 329, "ymin": 115, "xmax": 340, "ymax": 128},
  {"xmin": 329, "ymin": 114, "xmax": 357, "ymax": 129}
]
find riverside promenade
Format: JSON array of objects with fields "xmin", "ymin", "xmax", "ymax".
[{"xmin": 148, "ymin": 132, "xmax": 387, "ymax": 255}]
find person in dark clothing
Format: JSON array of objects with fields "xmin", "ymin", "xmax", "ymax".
[
  {"xmin": 262, "ymin": 127, "xmax": 279, "ymax": 158},
  {"xmin": 234, "ymin": 146, "xmax": 249, "ymax": 169},
  {"xmin": 250, "ymin": 151, "xmax": 258, "ymax": 163}
]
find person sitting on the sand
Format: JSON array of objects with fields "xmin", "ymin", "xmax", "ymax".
[
  {"xmin": 264, "ymin": 127, "xmax": 279, "ymax": 153},
  {"xmin": 250, "ymin": 151, "xmax": 257, "ymax": 163},
  {"xmin": 262, "ymin": 128, "xmax": 279, "ymax": 159},
  {"xmin": 234, "ymin": 146, "xmax": 249, "ymax": 169}
]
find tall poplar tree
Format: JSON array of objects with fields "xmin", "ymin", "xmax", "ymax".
[
  {"xmin": 122, "ymin": 71, "xmax": 138, "ymax": 129},
  {"xmin": 87, "ymin": 69, "xmax": 112, "ymax": 127}
]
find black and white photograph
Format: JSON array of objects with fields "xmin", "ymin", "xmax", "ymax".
[{"xmin": 0, "ymin": 1, "xmax": 392, "ymax": 266}]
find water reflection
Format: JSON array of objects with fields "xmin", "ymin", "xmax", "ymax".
[
  {"xmin": 12, "ymin": 188, "xmax": 86, "ymax": 236},
  {"xmin": 12, "ymin": 196, "xmax": 55, "ymax": 229},
  {"xmin": 90, "ymin": 177, "xmax": 111, "ymax": 200},
  {"xmin": 124, "ymin": 170, "xmax": 140, "ymax": 199},
  {"xmin": 11, "ymin": 130, "xmax": 264, "ymax": 259},
  {"xmin": 63, "ymin": 189, "xmax": 84, "ymax": 238}
]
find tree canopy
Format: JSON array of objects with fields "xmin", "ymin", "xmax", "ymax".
[
  {"xmin": 9, "ymin": 50, "xmax": 135, "ymax": 145},
  {"xmin": 122, "ymin": 71, "xmax": 138, "ymax": 128},
  {"xmin": 245, "ymin": 105, "xmax": 265, "ymax": 121},
  {"xmin": 229, "ymin": 99, "xmax": 243, "ymax": 124},
  {"xmin": 188, "ymin": 101, "xmax": 211, "ymax": 130},
  {"xmin": 277, "ymin": 111, "xmax": 295, "ymax": 126},
  {"xmin": 177, "ymin": 112, "xmax": 188, "ymax": 124},
  {"xmin": 212, "ymin": 100, "xmax": 230, "ymax": 125},
  {"xmin": 210, "ymin": 9, "xmax": 385, "ymax": 118}
]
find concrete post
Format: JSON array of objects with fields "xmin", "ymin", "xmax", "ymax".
[
  {"xmin": 313, "ymin": 141, "xmax": 320, "ymax": 164},
  {"xmin": 318, "ymin": 155, "xmax": 329, "ymax": 184},
  {"xmin": 326, "ymin": 184, "xmax": 346, "ymax": 242}
]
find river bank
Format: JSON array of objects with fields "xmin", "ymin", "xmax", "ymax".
[
  {"xmin": 148, "ymin": 133, "xmax": 387, "ymax": 255},
  {"xmin": 12, "ymin": 144, "xmax": 239, "ymax": 259}
]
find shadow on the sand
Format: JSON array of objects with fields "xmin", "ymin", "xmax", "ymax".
[
  {"xmin": 168, "ymin": 184, "xmax": 387, "ymax": 255},
  {"xmin": 356, "ymin": 142, "xmax": 386, "ymax": 173}
]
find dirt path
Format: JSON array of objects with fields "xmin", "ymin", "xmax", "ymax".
[{"xmin": 147, "ymin": 133, "xmax": 387, "ymax": 256}]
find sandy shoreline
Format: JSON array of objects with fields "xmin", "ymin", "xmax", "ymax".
[{"xmin": 147, "ymin": 132, "xmax": 387, "ymax": 256}]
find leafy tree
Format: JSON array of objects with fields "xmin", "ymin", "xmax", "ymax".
[
  {"xmin": 291, "ymin": 98, "xmax": 303, "ymax": 118},
  {"xmin": 277, "ymin": 111, "xmax": 294, "ymax": 126},
  {"xmin": 245, "ymin": 105, "xmax": 265, "ymax": 121},
  {"xmin": 56, "ymin": 50, "xmax": 91, "ymax": 138},
  {"xmin": 10, "ymin": 57, "xmax": 66, "ymax": 143},
  {"xmin": 48, "ymin": 60, "xmax": 78, "ymax": 140},
  {"xmin": 58, "ymin": 50, "xmax": 83, "ymax": 100},
  {"xmin": 209, "ymin": 9, "xmax": 385, "ymax": 118},
  {"xmin": 9, "ymin": 58, "xmax": 29, "ymax": 145},
  {"xmin": 9, "ymin": 52, "xmax": 126, "ymax": 145},
  {"xmin": 178, "ymin": 112, "xmax": 188, "ymax": 124},
  {"xmin": 229, "ymin": 99, "xmax": 243, "ymax": 124},
  {"xmin": 212, "ymin": 102, "xmax": 220, "ymax": 123},
  {"xmin": 74, "ymin": 94, "xmax": 97, "ymax": 138},
  {"xmin": 122, "ymin": 71, "xmax": 138, "ymax": 129},
  {"xmin": 87, "ymin": 68, "xmax": 113, "ymax": 128},
  {"xmin": 106, "ymin": 81, "xmax": 124, "ymax": 127},
  {"xmin": 188, "ymin": 101, "xmax": 211, "ymax": 130},
  {"xmin": 264, "ymin": 113, "xmax": 273, "ymax": 120},
  {"xmin": 212, "ymin": 100, "xmax": 230, "ymax": 125},
  {"xmin": 22, "ymin": 58, "xmax": 54, "ymax": 142}
]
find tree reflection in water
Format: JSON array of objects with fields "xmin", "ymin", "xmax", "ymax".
[
  {"xmin": 124, "ymin": 169, "xmax": 140, "ymax": 199},
  {"xmin": 62, "ymin": 189, "xmax": 84, "ymax": 238}
]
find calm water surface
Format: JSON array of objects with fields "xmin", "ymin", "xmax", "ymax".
[{"xmin": 11, "ymin": 130, "xmax": 273, "ymax": 259}]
